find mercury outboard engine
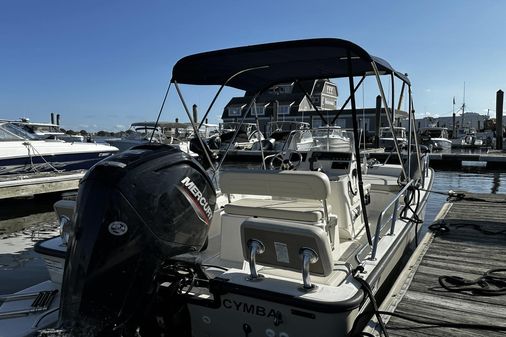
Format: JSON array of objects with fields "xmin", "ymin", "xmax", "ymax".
[{"xmin": 58, "ymin": 144, "xmax": 216, "ymax": 336}]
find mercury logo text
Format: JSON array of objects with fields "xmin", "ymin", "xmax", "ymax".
[{"xmin": 180, "ymin": 177, "xmax": 213, "ymax": 220}]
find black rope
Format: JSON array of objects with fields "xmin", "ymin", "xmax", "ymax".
[
  {"xmin": 399, "ymin": 185, "xmax": 423, "ymax": 244},
  {"xmin": 350, "ymin": 266, "xmax": 390, "ymax": 337},
  {"xmin": 429, "ymin": 221, "xmax": 506, "ymax": 236},
  {"xmin": 428, "ymin": 221, "xmax": 450, "ymax": 235},
  {"xmin": 439, "ymin": 268, "xmax": 506, "ymax": 296},
  {"xmin": 418, "ymin": 188, "xmax": 506, "ymax": 203},
  {"xmin": 350, "ymin": 265, "xmax": 506, "ymax": 334}
]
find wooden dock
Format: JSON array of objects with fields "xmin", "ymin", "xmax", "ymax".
[
  {"xmin": 365, "ymin": 192, "xmax": 506, "ymax": 336},
  {"xmin": 0, "ymin": 170, "xmax": 84, "ymax": 199}
]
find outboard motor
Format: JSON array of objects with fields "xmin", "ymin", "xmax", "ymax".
[{"xmin": 58, "ymin": 144, "xmax": 216, "ymax": 336}]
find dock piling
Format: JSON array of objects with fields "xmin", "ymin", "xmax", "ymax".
[{"xmin": 496, "ymin": 89, "xmax": 503, "ymax": 150}]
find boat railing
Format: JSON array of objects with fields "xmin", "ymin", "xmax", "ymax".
[{"xmin": 369, "ymin": 179, "xmax": 415, "ymax": 260}]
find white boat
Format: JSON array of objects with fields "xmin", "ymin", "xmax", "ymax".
[
  {"xmin": 378, "ymin": 126, "xmax": 408, "ymax": 151},
  {"xmin": 451, "ymin": 127, "xmax": 484, "ymax": 147},
  {"xmin": 105, "ymin": 121, "xmax": 192, "ymax": 152},
  {"xmin": 3, "ymin": 38, "xmax": 433, "ymax": 337},
  {"xmin": 0, "ymin": 121, "xmax": 118, "ymax": 175},
  {"xmin": 258, "ymin": 121, "xmax": 310, "ymax": 151},
  {"xmin": 218, "ymin": 122, "xmax": 265, "ymax": 150},
  {"xmin": 10, "ymin": 118, "xmax": 85, "ymax": 142},
  {"xmin": 311, "ymin": 126, "xmax": 351, "ymax": 152},
  {"xmin": 419, "ymin": 127, "xmax": 452, "ymax": 151}
]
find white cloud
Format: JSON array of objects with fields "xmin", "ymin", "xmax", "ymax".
[{"xmin": 115, "ymin": 124, "xmax": 125, "ymax": 130}]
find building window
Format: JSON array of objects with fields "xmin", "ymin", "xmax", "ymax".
[
  {"xmin": 228, "ymin": 106, "xmax": 242, "ymax": 117},
  {"xmin": 326, "ymin": 85, "xmax": 335, "ymax": 95},
  {"xmin": 278, "ymin": 105, "xmax": 291, "ymax": 115}
]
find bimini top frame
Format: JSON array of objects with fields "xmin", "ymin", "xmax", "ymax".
[{"xmin": 169, "ymin": 38, "xmax": 421, "ymax": 246}]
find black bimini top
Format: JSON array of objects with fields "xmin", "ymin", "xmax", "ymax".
[{"xmin": 171, "ymin": 38, "xmax": 410, "ymax": 92}]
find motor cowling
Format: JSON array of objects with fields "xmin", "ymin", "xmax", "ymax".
[{"xmin": 58, "ymin": 144, "xmax": 216, "ymax": 335}]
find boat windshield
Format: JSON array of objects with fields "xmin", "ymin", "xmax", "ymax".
[
  {"xmin": 286, "ymin": 127, "xmax": 353, "ymax": 152},
  {"xmin": 219, "ymin": 123, "xmax": 259, "ymax": 134},
  {"xmin": 0, "ymin": 122, "xmax": 39, "ymax": 140},
  {"xmin": 266, "ymin": 121, "xmax": 310, "ymax": 135}
]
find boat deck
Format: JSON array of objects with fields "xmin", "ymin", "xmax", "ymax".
[{"xmin": 367, "ymin": 191, "xmax": 506, "ymax": 336}]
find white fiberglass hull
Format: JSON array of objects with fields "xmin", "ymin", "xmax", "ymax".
[{"xmin": 0, "ymin": 140, "xmax": 118, "ymax": 175}]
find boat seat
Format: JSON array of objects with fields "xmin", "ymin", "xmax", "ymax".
[
  {"xmin": 219, "ymin": 169, "xmax": 338, "ymax": 263},
  {"xmin": 241, "ymin": 217, "xmax": 333, "ymax": 277},
  {"xmin": 220, "ymin": 169, "xmax": 331, "ymax": 200},
  {"xmin": 221, "ymin": 169, "xmax": 333, "ymax": 224},
  {"xmin": 224, "ymin": 199, "xmax": 326, "ymax": 223}
]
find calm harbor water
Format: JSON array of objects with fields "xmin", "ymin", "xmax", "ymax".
[{"xmin": 0, "ymin": 169, "xmax": 505, "ymax": 296}]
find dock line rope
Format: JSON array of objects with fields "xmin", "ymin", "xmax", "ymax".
[
  {"xmin": 418, "ymin": 187, "xmax": 506, "ymax": 203},
  {"xmin": 350, "ymin": 266, "xmax": 390, "ymax": 337},
  {"xmin": 350, "ymin": 265, "xmax": 506, "ymax": 336},
  {"xmin": 439, "ymin": 268, "xmax": 506, "ymax": 296},
  {"xmin": 23, "ymin": 142, "xmax": 63, "ymax": 173},
  {"xmin": 428, "ymin": 221, "xmax": 506, "ymax": 296},
  {"xmin": 399, "ymin": 184, "xmax": 424, "ymax": 244},
  {"xmin": 429, "ymin": 220, "xmax": 506, "ymax": 236}
]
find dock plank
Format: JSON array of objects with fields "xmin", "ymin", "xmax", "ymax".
[{"xmin": 374, "ymin": 192, "xmax": 506, "ymax": 337}]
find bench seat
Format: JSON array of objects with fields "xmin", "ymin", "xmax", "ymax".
[{"xmin": 224, "ymin": 198, "xmax": 327, "ymax": 223}]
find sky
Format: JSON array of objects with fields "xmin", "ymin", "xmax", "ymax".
[{"xmin": 1, "ymin": 0, "xmax": 505, "ymax": 132}]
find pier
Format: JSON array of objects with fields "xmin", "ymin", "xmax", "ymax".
[
  {"xmin": 220, "ymin": 149, "xmax": 506, "ymax": 169},
  {"xmin": 0, "ymin": 170, "xmax": 84, "ymax": 200},
  {"xmin": 366, "ymin": 192, "xmax": 506, "ymax": 336}
]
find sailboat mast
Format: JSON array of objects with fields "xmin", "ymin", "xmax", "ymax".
[{"xmin": 461, "ymin": 82, "xmax": 466, "ymax": 128}]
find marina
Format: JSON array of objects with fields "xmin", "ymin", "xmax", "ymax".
[
  {"xmin": 2, "ymin": 2, "xmax": 506, "ymax": 334},
  {"xmin": 0, "ymin": 35, "xmax": 504, "ymax": 337},
  {"xmin": 365, "ymin": 191, "xmax": 506, "ymax": 336}
]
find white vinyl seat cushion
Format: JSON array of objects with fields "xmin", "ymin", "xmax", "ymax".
[{"xmin": 224, "ymin": 198, "xmax": 328, "ymax": 223}]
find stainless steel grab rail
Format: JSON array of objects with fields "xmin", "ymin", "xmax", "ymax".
[{"xmin": 369, "ymin": 179, "xmax": 414, "ymax": 260}]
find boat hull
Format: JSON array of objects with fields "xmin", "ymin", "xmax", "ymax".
[
  {"xmin": 0, "ymin": 151, "xmax": 115, "ymax": 175},
  {"xmin": 425, "ymin": 138, "xmax": 452, "ymax": 151}
]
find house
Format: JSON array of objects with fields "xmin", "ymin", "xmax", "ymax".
[
  {"xmin": 222, "ymin": 79, "xmax": 338, "ymax": 131},
  {"xmin": 222, "ymin": 79, "xmax": 407, "ymax": 138}
]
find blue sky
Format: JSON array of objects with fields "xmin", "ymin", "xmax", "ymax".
[{"xmin": 1, "ymin": 0, "xmax": 505, "ymax": 131}]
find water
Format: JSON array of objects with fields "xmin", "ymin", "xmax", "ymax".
[{"xmin": 0, "ymin": 169, "xmax": 505, "ymax": 296}]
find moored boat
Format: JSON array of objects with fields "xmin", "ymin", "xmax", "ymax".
[
  {"xmin": 4, "ymin": 38, "xmax": 433, "ymax": 337},
  {"xmin": 378, "ymin": 126, "xmax": 408, "ymax": 151},
  {"xmin": 419, "ymin": 127, "xmax": 452, "ymax": 151},
  {"xmin": 0, "ymin": 121, "xmax": 118, "ymax": 175}
]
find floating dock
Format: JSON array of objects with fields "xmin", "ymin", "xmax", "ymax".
[
  {"xmin": 365, "ymin": 150, "xmax": 506, "ymax": 169},
  {"xmin": 220, "ymin": 149, "xmax": 506, "ymax": 169},
  {"xmin": 0, "ymin": 170, "xmax": 84, "ymax": 200},
  {"xmin": 365, "ymin": 192, "xmax": 506, "ymax": 336}
]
